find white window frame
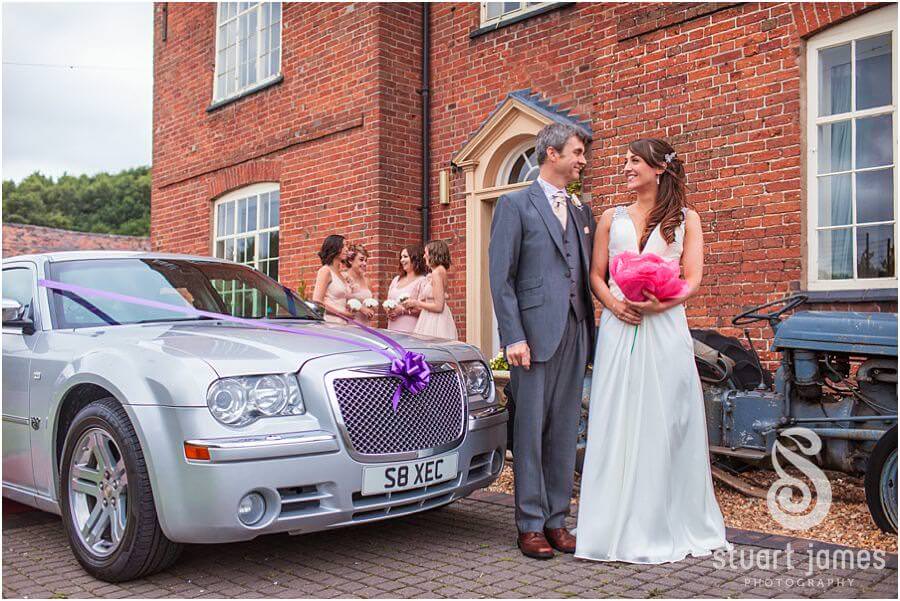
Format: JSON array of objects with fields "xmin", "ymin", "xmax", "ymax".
[
  {"xmin": 212, "ymin": 182, "xmax": 280, "ymax": 274},
  {"xmin": 480, "ymin": 2, "xmax": 549, "ymax": 28},
  {"xmin": 213, "ymin": 2, "xmax": 282, "ymax": 103},
  {"xmin": 806, "ymin": 5, "xmax": 898, "ymax": 291},
  {"xmin": 497, "ymin": 140, "xmax": 539, "ymax": 187}
]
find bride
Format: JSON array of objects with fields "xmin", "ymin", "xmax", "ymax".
[{"xmin": 575, "ymin": 138, "xmax": 732, "ymax": 564}]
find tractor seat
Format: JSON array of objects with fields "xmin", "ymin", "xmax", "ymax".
[{"xmin": 691, "ymin": 329, "xmax": 772, "ymax": 390}]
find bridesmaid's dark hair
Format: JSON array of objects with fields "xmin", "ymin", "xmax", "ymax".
[
  {"xmin": 425, "ymin": 240, "xmax": 451, "ymax": 269},
  {"xmin": 400, "ymin": 245, "xmax": 427, "ymax": 276},
  {"xmin": 317, "ymin": 234, "xmax": 345, "ymax": 266},
  {"xmin": 627, "ymin": 138, "xmax": 688, "ymax": 249}
]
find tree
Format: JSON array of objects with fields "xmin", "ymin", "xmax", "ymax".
[{"xmin": 2, "ymin": 167, "xmax": 151, "ymax": 236}]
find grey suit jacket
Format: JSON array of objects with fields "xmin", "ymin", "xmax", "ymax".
[{"xmin": 488, "ymin": 180, "xmax": 596, "ymax": 363}]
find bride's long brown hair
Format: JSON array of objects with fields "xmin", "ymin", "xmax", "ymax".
[{"xmin": 628, "ymin": 138, "xmax": 688, "ymax": 250}]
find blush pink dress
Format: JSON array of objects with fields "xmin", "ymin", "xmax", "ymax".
[
  {"xmin": 323, "ymin": 269, "xmax": 351, "ymax": 324},
  {"xmin": 346, "ymin": 274, "xmax": 375, "ymax": 327},
  {"xmin": 387, "ymin": 274, "xmax": 425, "ymax": 333},
  {"xmin": 413, "ymin": 273, "xmax": 458, "ymax": 341}
]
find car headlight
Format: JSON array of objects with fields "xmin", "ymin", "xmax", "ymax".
[
  {"xmin": 461, "ymin": 360, "xmax": 492, "ymax": 401},
  {"xmin": 207, "ymin": 374, "xmax": 304, "ymax": 426}
]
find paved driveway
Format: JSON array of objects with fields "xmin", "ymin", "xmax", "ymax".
[{"xmin": 3, "ymin": 492, "xmax": 897, "ymax": 598}]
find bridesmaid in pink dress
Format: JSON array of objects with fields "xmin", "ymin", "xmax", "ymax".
[
  {"xmin": 311, "ymin": 234, "xmax": 352, "ymax": 324},
  {"xmin": 386, "ymin": 245, "xmax": 427, "ymax": 333},
  {"xmin": 343, "ymin": 244, "xmax": 376, "ymax": 326},
  {"xmin": 405, "ymin": 240, "xmax": 458, "ymax": 341}
]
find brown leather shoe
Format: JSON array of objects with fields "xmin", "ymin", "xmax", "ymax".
[
  {"xmin": 517, "ymin": 531, "xmax": 555, "ymax": 559},
  {"xmin": 543, "ymin": 527, "xmax": 577, "ymax": 553}
]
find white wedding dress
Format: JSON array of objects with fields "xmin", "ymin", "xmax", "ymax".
[{"xmin": 574, "ymin": 205, "xmax": 732, "ymax": 564}]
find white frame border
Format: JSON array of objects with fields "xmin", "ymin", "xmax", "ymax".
[
  {"xmin": 212, "ymin": 2, "xmax": 282, "ymax": 104},
  {"xmin": 497, "ymin": 139, "xmax": 539, "ymax": 187},
  {"xmin": 805, "ymin": 5, "xmax": 898, "ymax": 291},
  {"xmin": 211, "ymin": 182, "xmax": 280, "ymax": 272},
  {"xmin": 480, "ymin": 2, "xmax": 548, "ymax": 28}
]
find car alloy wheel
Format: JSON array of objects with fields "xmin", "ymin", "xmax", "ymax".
[{"xmin": 68, "ymin": 427, "xmax": 129, "ymax": 557}]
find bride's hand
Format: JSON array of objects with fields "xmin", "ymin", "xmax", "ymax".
[
  {"xmin": 627, "ymin": 291, "xmax": 672, "ymax": 315},
  {"xmin": 612, "ymin": 300, "xmax": 642, "ymax": 325}
]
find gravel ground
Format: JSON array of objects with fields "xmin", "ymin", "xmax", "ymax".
[{"xmin": 488, "ymin": 462, "xmax": 897, "ymax": 553}]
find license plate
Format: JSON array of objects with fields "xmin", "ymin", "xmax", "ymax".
[{"xmin": 361, "ymin": 453, "xmax": 458, "ymax": 495}]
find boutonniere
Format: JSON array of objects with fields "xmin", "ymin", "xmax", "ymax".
[{"xmin": 570, "ymin": 193, "xmax": 584, "ymax": 209}]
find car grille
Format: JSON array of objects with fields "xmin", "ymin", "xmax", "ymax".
[{"xmin": 332, "ymin": 367, "xmax": 465, "ymax": 456}]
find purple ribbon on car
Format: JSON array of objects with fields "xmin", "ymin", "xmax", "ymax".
[{"xmin": 38, "ymin": 279, "xmax": 431, "ymax": 412}]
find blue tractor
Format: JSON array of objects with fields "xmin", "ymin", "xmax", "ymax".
[{"xmin": 693, "ymin": 296, "xmax": 897, "ymax": 533}]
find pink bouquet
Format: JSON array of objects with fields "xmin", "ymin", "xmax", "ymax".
[{"xmin": 609, "ymin": 251, "xmax": 689, "ymax": 303}]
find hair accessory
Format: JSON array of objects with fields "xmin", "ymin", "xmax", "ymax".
[{"xmin": 664, "ymin": 151, "xmax": 677, "ymax": 164}]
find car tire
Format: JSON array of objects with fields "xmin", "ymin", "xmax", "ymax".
[
  {"xmin": 59, "ymin": 397, "xmax": 183, "ymax": 582},
  {"xmin": 865, "ymin": 426, "xmax": 897, "ymax": 534}
]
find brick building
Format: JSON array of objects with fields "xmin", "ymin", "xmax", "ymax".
[
  {"xmin": 2, "ymin": 223, "xmax": 150, "ymax": 257},
  {"xmin": 152, "ymin": 2, "xmax": 897, "ymax": 357}
]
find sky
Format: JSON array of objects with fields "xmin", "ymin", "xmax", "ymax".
[{"xmin": 2, "ymin": 2, "xmax": 153, "ymax": 183}]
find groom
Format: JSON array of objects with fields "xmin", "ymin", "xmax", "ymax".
[{"xmin": 489, "ymin": 122, "xmax": 595, "ymax": 559}]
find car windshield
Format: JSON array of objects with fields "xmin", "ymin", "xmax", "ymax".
[{"xmin": 47, "ymin": 258, "xmax": 319, "ymax": 329}]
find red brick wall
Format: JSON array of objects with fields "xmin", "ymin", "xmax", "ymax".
[
  {"xmin": 429, "ymin": 3, "xmax": 602, "ymax": 336},
  {"xmin": 2, "ymin": 223, "xmax": 150, "ymax": 257},
  {"xmin": 153, "ymin": 2, "xmax": 896, "ymax": 350},
  {"xmin": 153, "ymin": 3, "xmax": 427, "ymax": 310},
  {"xmin": 587, "ymin": 1, "xmax": 893, "ymax": 354},
  {"xmin": 428, "ymin": 1, "xmax": 893, "ymax": 351}
]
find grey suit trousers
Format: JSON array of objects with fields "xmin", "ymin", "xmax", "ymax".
[{"xmin": 510, "ymin": 308, "xmax": 590, "ymax": 533}]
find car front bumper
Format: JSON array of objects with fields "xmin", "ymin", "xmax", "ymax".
[{"xmin": 129, "ymin": 404, "xmax": 507, "ymax": 544}]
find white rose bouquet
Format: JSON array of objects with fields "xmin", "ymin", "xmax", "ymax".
[
  {"xmin": 383, "ymin": 299, "xmax": 398, "ymax": 310},
  {"xmin": 347, "ymin": 298, "xmax": 363, "ymax": 312},
  {"xmin": 364, "ymin": 298, "xmax": 379, "ymax": 309},
  {"xmin": 398, "ymin": 293, "xmax": 410, "ymax": 303}
]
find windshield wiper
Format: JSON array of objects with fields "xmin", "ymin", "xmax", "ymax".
[{"xmin": 134, "ymin": 316, "xmax": 218, "ymax": 324}]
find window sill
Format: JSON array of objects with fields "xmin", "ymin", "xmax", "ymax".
[
  {"xmin": 469, "ymin": 2, "xmax": 575, "ymax": 39},
  {"xmin": 207, "ymin": 74, "xmax": 284, "ymax": 113},
  {"xmin": 800, "ymin": 288, "xmax": 898, "ymax": 303}
]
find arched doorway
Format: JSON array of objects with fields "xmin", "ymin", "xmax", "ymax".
[
  {"xmin": 453, "ymin": 95, "xmax": 561, "ymax": 357},
  {"xmin": 453, "ymin": 90, "xmax": 592, "ymax": 357}
]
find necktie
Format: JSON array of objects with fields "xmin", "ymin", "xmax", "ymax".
[{"xmin": 551, "ymin": 190, "xmax": 568, "ymax": 230}]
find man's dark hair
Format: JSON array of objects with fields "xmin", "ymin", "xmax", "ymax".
[{"xmin": 535, "ymin": 122, "xmax": 590, "ymax": 165}]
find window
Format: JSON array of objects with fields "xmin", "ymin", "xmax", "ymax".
[
  {"xmin": 213, "ymin": 183, "xmax": 280, "ymax": 280},
  {"xmin": 806, "ymin": 6, "xmax": 897, "ymax": 290},
  {"xmin": 214, "ymin": 2, "xmax": 281, "ymax": 102},
  {"xmin": 3, "ymin": 267, "xmax": 34, "ymax": 319},
  {"xmin": 47, "ymin": 259, "xmax": 315, "ymax": 328},
  {"xmin": 499, "ymin": 143, "xmax": 539, "ymax": 186},
  {"xmin": 213, "ymin": 183, "xmax": 280, "ymax": 317},
  {"xmin": 481, "ymin": 2, "xmax": 549, "ymax": 27}
]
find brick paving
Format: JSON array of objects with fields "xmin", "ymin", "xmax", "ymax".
[{"xmin": 3, "ymin": 493, "xmax": 897, "ymax": 599}]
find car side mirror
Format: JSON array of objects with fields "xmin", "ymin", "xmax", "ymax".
[
  {"xmin": 2, "ymin": 298, "xmax": 35, "ymax": 334},
  {"xmin": 3, "ymin": 298, "xmax": 23, "ymax": 322}
]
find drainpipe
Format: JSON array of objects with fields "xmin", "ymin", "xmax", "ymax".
[{"xmin": 421, "ymin": 2, "xmax": 431, "ymax": 244}]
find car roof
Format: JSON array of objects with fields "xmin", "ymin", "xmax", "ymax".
[{"xmin": 2, "ymin": 250, "xmax": 237, "ymax": 265}]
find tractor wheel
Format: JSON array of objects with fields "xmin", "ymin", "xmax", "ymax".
[{"xmin": 865, "ymin": 426, "xmax": 897, "ymax": 534}]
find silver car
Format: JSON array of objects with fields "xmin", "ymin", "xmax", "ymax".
[{"xmin": 2, "ymin": 252, "xmax": 507, "ymax": 582}]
